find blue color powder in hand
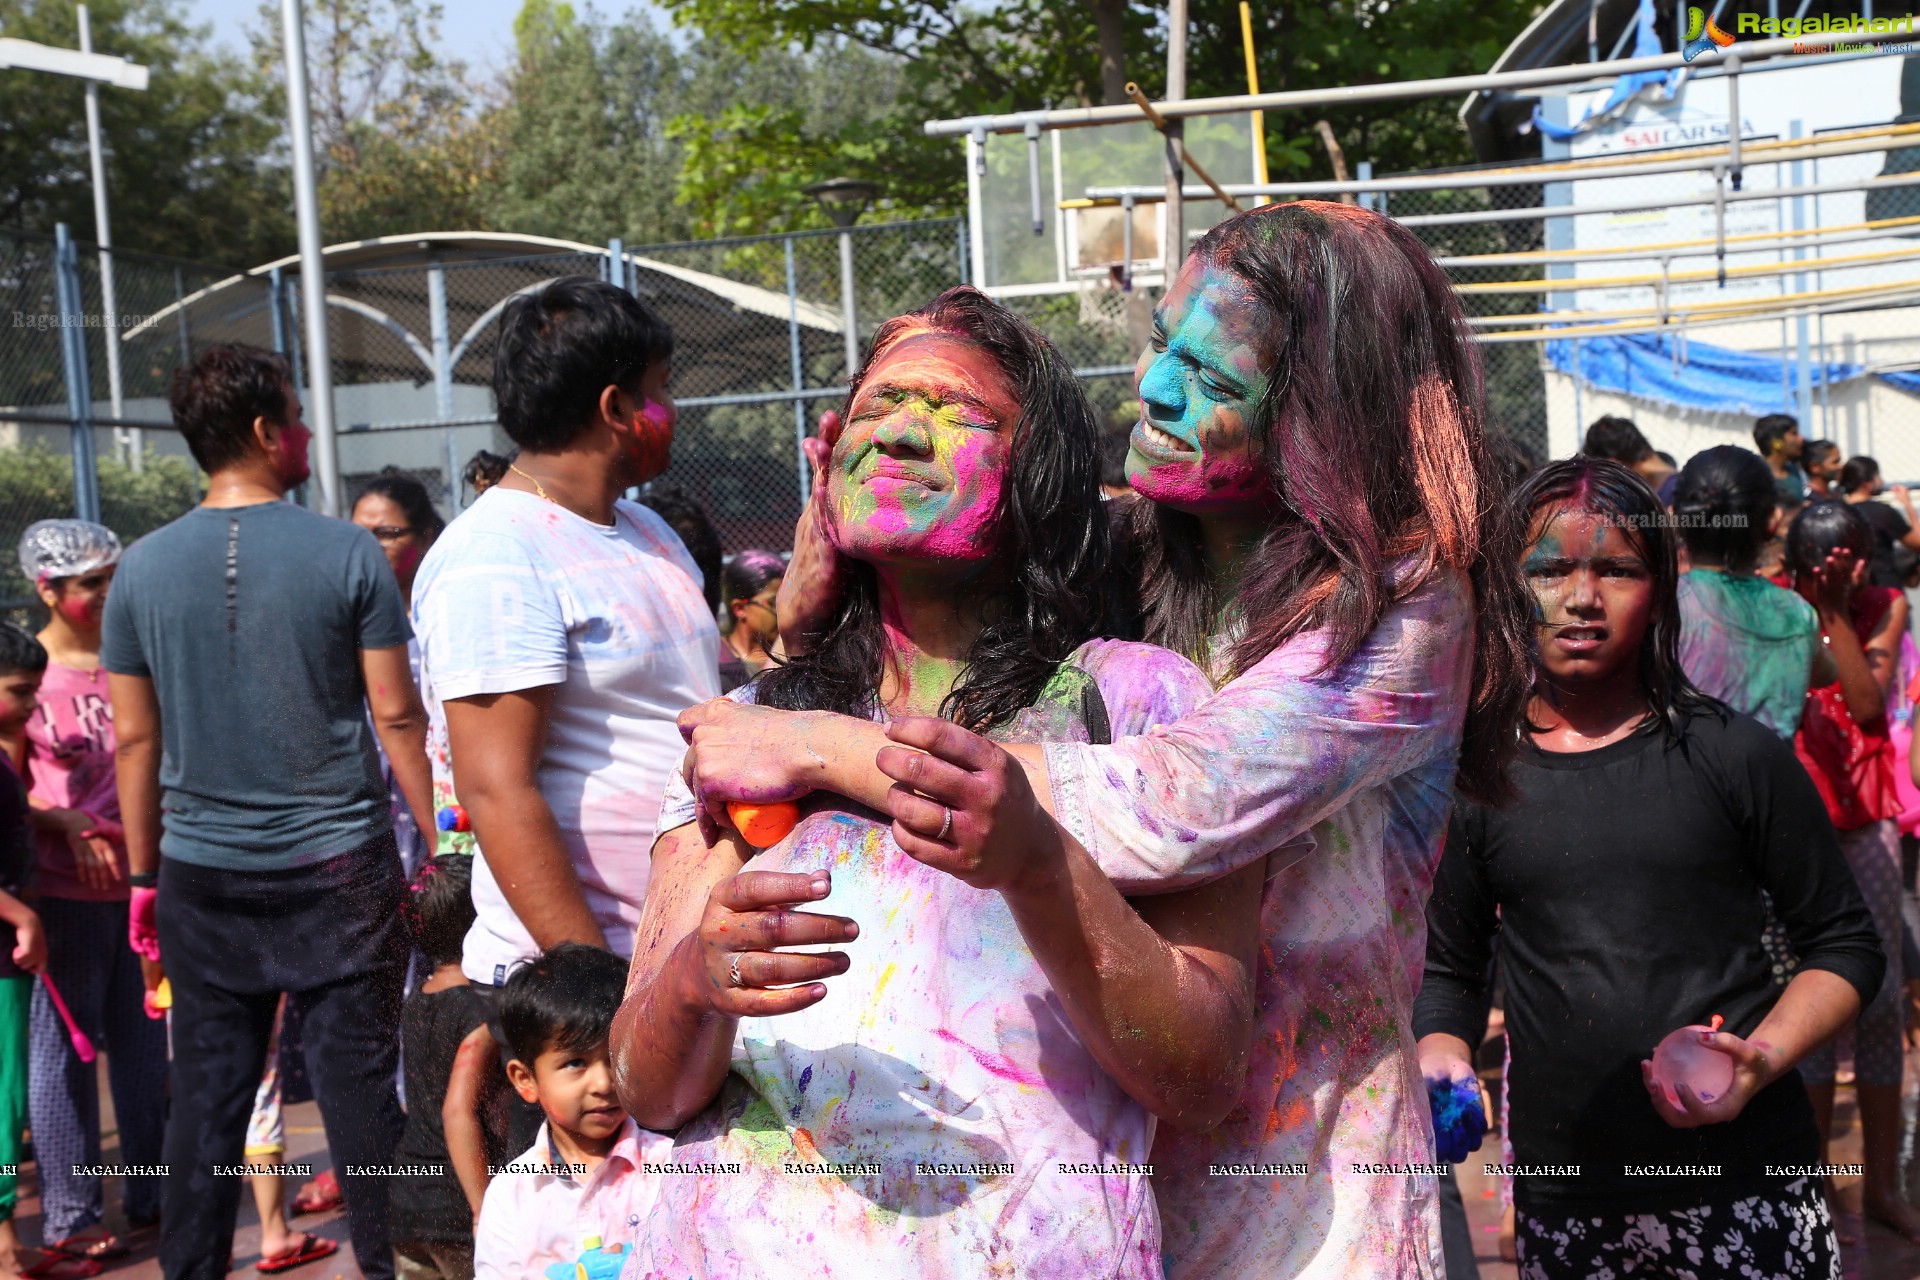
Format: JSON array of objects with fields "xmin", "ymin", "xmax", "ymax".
[{"xmin": 1427, "ymin": 1075, "xmax": 1488, "ymax": 1164}]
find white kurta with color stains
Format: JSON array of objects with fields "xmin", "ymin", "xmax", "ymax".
[{"xmin": 1043, "ymin": 568, "xmax": 1473, "ymax": 1280}]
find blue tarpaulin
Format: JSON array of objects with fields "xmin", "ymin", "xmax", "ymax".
[
  {"xmin": 1542, "ymin": 332, "xmax": 1902, "ymax": 416},
  {"xmin": 1529, "ymin": 0, "xmax": 1680, "ymax": 141}
]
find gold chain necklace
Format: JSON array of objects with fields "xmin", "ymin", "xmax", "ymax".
[{"xmin": 507, "ymin": 461, "xmax": 552, "ymax": 503}]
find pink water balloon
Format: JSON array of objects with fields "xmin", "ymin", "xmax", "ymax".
[
  {"xmin": 1649, "ymin": 1014, "xmax": 1734, "ymax": 1107},
  {"xmin": 39, "ymin": 972, "xmax": 96, "ymax": 1064}
]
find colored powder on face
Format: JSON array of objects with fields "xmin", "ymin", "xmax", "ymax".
[{"xmin": 1127, "ymin": 262, "xmax": 1273, "ymax": 516}]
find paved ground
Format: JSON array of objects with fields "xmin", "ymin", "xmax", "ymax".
[{"xmin": 12, "ymin": 1054, "xmax": 1920, "ymax": 1279}]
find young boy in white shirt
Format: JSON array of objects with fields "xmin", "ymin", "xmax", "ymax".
[{"xmin": 473, "ymin": 945, "xmax": 664, "ymax": 1279}]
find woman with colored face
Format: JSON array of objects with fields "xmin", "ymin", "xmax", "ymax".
[
  {"xmin": 676, "ymin": 202, "xmax": 1536, "ymax": 1279},
  {"xmin": 1418, "ymin": 459, "xmax": 1876, "ymax": 1278},
  {"xmin": 351, "ymin": 472, "xmax": 445, "ymax": 875},
  {"xmin": 613, "ymin": 287, "xmax": 1267, "ymax": 1279},
  {"xmin": 716, "ymin": 550, "xmax": 785, "ymax": 694},
  {"xmin": 351, "ymin": 471, "xmax": 447, "ymax": 608},
  {"xmin": 16, "ymin": 520, "xmax": 171, "ymax": 1264}
]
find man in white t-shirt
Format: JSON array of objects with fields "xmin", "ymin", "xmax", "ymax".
[{"xmin": 411, "ymin": 277, "xmax": 719, "ymax": 993}]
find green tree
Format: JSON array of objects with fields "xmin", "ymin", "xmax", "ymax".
[
  {"xmin": 660, "ymin": 0, "xmax": 1547, "ymax": 205},
  {"xmin": 0, "ymin": 0, "xmax": 292, "ymax": 266},
  {"xmin": 483, "ymin": 1, "xmax": 661, "ymax": 243},
  {"xmin": 0, "ymin": 444, "xmax": 197, "ymax": 606},
  {"xmin": 249, "ymin": 0, "xmax": 500, "ymax": 240}
]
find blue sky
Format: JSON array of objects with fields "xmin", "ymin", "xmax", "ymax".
[{"xmin": 182, "ymin": 0, "xmax": 674, "ymax": 75}]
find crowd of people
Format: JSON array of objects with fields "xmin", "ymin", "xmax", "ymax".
[{"xmin": 0, "ymin": 198, "xmax": 1914, "ymax": 1280}]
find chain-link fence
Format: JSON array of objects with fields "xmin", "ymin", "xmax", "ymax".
[{"xmin": 17, "ymin": 101, "xmax": 1920, "ymax": 598}]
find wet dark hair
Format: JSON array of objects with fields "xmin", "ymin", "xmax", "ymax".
[
  {"xmin": 0, "ymin": 622, "xmax": 48, "ymax": 677},
  {"xmin": 1516, "ymin": 458, "xmax": 1717, "ymax": 739},
  {"xmin": 1671, "ymin": 445, "xmax": 1776, "ymax": 572},
  {"xmin": 1753, "ymin": 413, "xmax": 1800, "ymax": 457},
  {"xmin": 499, "ymin": 942, "xmax": 628, "ymax": 1066},
  {"xmin": 1786, "ymin": 499, "xmax": 1875, "ymax": 577},
  {"xmin": 1128, "ymin": 201, "xmax": 1533, "ymax": 806},
  {"xmin": 354, "ymin": 468, "xmax": 446, "ymax": 543},
  {"xmin": 722, "ymin": 550, "xmax": 785, "ymax": 620},
  {"xmin": 167, "ymin": 344, "xmax": 293, "ymax": 474},
  {"xmin": 462, "ymin": 449, "xmax": 512, "ymax": 491},
  {"xmin": 1485, "ymin": 431, "xmax": 1540, "ymax": 491},
  {"xmin": 403, "ymin": 855, "xmax": 475, "ymax": 968},
  {"xmin": 1840, "ymin": 455, "xmax": 1881, "ymax": 495},
  {"xmin": 756, "ymin": 286, "xmax": 1108, "ymax": 733},
  {"xmin": 1099, "ymin": 418, "xmax": 1133, "ymax": 490},
  {"xmin": 492, "ymin": 277, "xmax": 674, "ymax": 452},
  {"xmin": 638, "ymin": 481, "xmax": 723, "ymax": 612},
  {"xmin": 1581, "ymin": 416, "xmax": 1653, "ymax": 466}
]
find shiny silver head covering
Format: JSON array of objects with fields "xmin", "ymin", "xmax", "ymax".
[{"xmin": 18, "ymin": 519, "xmax": 122, "ymax": 585}]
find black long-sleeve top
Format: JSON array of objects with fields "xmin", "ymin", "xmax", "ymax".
[{"xmin": 1414, "ymin": 705, "xmax": 1885, "ymax": 1211}]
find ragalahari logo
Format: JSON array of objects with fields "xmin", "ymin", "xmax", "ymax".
[
  {"xmin": 1685, "ymin": 6, "xmax": 1919, "ymax": 60},
  {"xmin": 1683, "ymin": 6, "xmax": 1736, "ymax": 62}
]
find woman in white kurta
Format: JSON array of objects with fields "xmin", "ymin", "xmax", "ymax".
[
  {"xmin": 676, "ymin": 202, "xmax": 1534, "ymax": 1280},
  {"xmin": 613, "ymin": 288, "xmax": 1269, "ymax": 1279}
]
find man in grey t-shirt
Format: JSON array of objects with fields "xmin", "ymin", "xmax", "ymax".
[{"xmin": 105, "ymin": 345, "xmax": 434, "ymax": 1280}]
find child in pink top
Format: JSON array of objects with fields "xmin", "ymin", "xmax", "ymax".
[
  {"xmin": 474, "ymin": 945, "xmax": 663, "ymax": 1278},
  {"xmin": 18, "ymin": 520, "xmax": 168, "ymax": 1259}
]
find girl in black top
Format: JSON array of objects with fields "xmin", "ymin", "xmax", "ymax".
[
  {"xmin": 1414, "ymin": 458, "xmax": 1883, "ymax": 1280},
  {"xmin": 390, "ymin": 854, "xmax": 495, "ymax": 1279}
]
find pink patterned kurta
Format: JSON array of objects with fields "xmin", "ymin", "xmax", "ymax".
[{"xmin": 1042, "ymin": 567, "xmax": 1474, "ymax": 1280}]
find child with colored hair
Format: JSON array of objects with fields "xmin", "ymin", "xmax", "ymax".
[
  {"xmin": 390, "ymin": 854, "xmax": 490, "ymax": 1280},
  {"xmin": 472, "ymin": 945, "xmax": 661, "ymax": 1280},
  {"xmin": 0, "ymin": 623, "xmax": 51, "ymax": 1280}
]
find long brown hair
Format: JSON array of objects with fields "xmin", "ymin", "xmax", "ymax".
[{"xmin": 1129, "ymin": 201, "xmax": 1532, "ymax": 804}]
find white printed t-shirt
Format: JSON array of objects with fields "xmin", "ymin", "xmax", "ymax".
[{"xmin": 411, "ymin": 487, "xmax": 720, "ymax": 983}]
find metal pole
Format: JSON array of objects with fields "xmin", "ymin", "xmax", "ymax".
[
  {"xmin": 786, "ymin": 237, "xmax": 809, "ymax": 508},
  {"xmin": 77, "ymin": 6, "xmax": 133, "ymax": 471},
  {"xmin": 1357, "ymin": 160, "xmax": 1373, "ymax": 213},
  {"xmin": 173, "ymin": 267, "xmax": 192, "ymax": 362},
  {"xmin": 269, "ymin": 266, "xmax": 287, "ymax": 353},
  {"xmin": 1790, "ymin": 120, "xmax": 1813, "ymax": 425},
  {"xmin": 1162, "ymin": 0, "xmax": 1188, "ymax": 279},
  {"xmin": 965, "ymin": 128, "xmax": 987, "ymax": 285},
  {"xmin": 1026, "ymin": 120, "xmax": 1044, "ymax": 235},
  {"xmin": 445, "ymin": 427, "xmax": 460, "ymax": 514},
  {"xmin": 428, "ymin": 258, "xmax": 452, "ymax": 421},
  {"xmin": 838, "ymin": 228, "xmax": 860, "ymax": 380},
  {"xmin": 55, "ymin": 225, "xmax": 101, "ymax": 524},
  {"xmin": 281, "ymin": 0, "xmax": 340, "ymax": 515}
]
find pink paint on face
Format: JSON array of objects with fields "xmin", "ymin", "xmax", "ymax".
[
  {"xmin": 271, "ymin": 382, "xmax": 313, "ymax": 488},
  {"xmin": 1127, "ymin": 259, "xmax": 1273, "ymax": 516},
  {"xmin": 43, "ymin": 564, "xmax": 115, "ymax": 633},
  {"xmin": 827, "ymin": 331, "xmax": 1020, "ymax": 571},
  {"xmin": 624, "ymin": 361, "xmax": 676, "ymax": 485}
]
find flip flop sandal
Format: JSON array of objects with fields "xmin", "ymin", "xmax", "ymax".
[
  {"xmin": 21, "ymin": 1253, "xmax": 105, "ymax": 1280},
  {"xmin": 46, "ymin": 1231, "xmax": 127, "ymax": 1262},
  {"xmin": 289, "ymin": 1169, "xmax": 342, "ymax": 1216},
  {"xmin": 256, "ymin": 1234, "xmax": 339, "ymax": 1274}
]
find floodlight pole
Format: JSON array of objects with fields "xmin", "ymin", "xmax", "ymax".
[
  {"xmin": 1163, "ymin": 0, "xmax": 1188, "ymax": 279},
  {"xmin": 281, "ymin": 0, "xmax": 341, "ymax": 516},
  {"xmin": 76, "ymin": 6, "xmax": 135, "ymax": 471}
]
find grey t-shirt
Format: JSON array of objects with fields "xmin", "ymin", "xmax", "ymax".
[{"xmin": 101, "ymin": 501, "xmax": 411, "ymax": 870}]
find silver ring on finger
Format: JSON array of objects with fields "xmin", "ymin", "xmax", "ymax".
[
  {"xmin": 728, "ymin": 952, "xmax": 746, "ymax": 989},
  {"xmin": 938, "ymin": 805, "xmax": 953, "ymax": 841}
]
